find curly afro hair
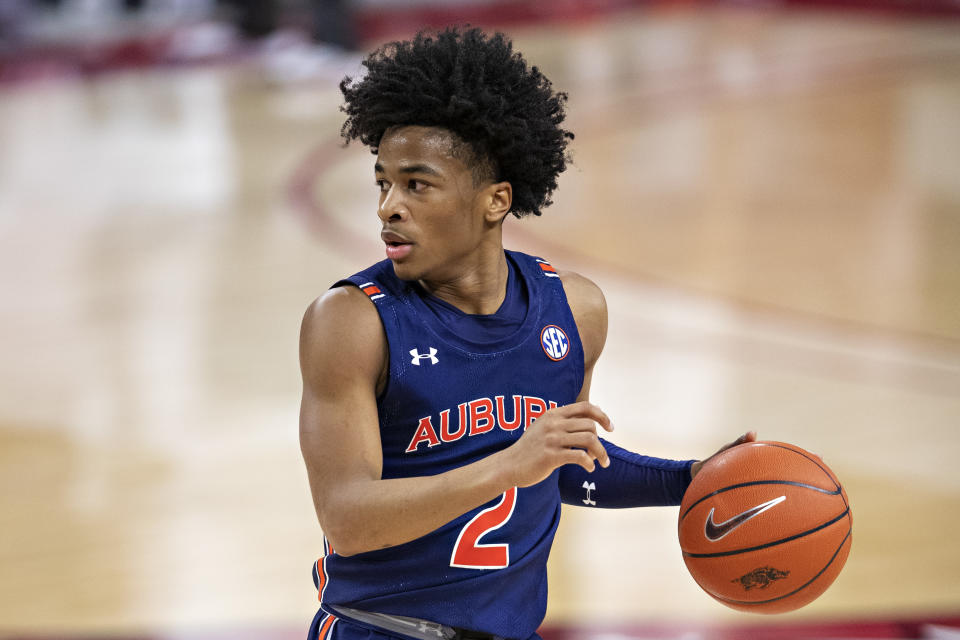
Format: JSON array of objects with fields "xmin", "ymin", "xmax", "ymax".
[{"xmin": 339, "ymin": 27, "xmax": 573, "ymax": 218}]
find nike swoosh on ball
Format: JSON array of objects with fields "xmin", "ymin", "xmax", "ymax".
[{"xmin": 704, "ymin": 495, "xmax": 786, "ymax": 542}]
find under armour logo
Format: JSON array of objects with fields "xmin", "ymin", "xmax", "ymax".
[
  {"xmin": 582, "ymin": 481, "xmax": 596, "ymax": 506},
  {"xmin": 410, "ymin": 347, "xmax": 439, "ymax": 366}
]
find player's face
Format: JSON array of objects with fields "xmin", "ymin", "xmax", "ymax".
[{"xmin": 375, "ymin": 125, "xmax": 497, "ymax": 283}]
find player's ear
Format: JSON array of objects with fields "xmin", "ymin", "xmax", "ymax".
[{"xmin": 483, "ymin": 181, "xmax": 512, "ymax": 224}]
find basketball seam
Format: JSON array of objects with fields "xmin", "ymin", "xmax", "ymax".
[
  {"xmin": 760, "ymin": 443, "xmax": 841, "ymax": 492},
  {"xmin": 680, "ymin": 480, "xmax": 841, "ymax": 521},
  {"xmin": 708, "ymin": 528, "xmax": 853, "ymax": 607},
  {"xmin": 760, "ymin": 442, "xmax": 850, "ymax": 512},
  {"xmin": 682, "ymin": 508, "xmax": 850, "ymax": 558}
]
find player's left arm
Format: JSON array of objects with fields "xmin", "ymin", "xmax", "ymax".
[{"xmin": 558, "ymin": 270, "xmax": 696, "ymax": 507}]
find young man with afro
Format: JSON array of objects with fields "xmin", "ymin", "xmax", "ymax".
[{"xmin": 299, "ymin": 27, "xmax": 752, "ymax": 640}]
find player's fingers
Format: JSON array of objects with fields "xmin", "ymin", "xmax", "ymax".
[
  {"xmin": 561, "ymin": 417, "xmax": 601, "ymax": 434},
  {"xmin": 701, "ymin": 431, "xmax": 757, "ymax": 470},
  {"xmin": 553, "ymin": 402, "xmax": 613, "ymax": 431},
  {"xmin": 697, "ymin": 432, "xmax": 756, "ymax": 474},
  {"xmin": 712, "ymin": 432, "xmax": 755, "ymax": 457},
  {"xmin": 563, "ymin": 431, "xmax": 610, "ymax": 468},
  {"xmin": 562, "ymin": 430, "xmax": 602, "ymax": 457},
  {"xmin": 564, "ymin": 449, "xmax": 596, "ymax": 473},
  {"xmin": 729, "ymin": 431, "xmax": 757, "ymax": 448}
]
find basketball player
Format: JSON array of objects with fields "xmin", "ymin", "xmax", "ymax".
[{"xmin": 299, "ymin": 28, "xmax": 754, "ymax": 640}]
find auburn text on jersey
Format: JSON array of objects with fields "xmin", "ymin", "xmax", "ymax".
[{"xmin": 406, "ymin": 395, "xmax": 560, "ymax": 452}]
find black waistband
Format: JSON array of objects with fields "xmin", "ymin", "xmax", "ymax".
[
  {"xmin": 327, "ymin": 604, "xmax": 508, "ymax": 640},
  {"xmin": 452, "ymin": 628, "xmax": 498, "ymax": 640}
]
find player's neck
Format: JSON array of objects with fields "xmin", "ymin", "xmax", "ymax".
[{"xmin": 418, "ymin": 246, "xmax": 508, "ymax": 315}]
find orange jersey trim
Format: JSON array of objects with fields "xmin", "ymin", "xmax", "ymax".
[
  {"xmin": 317, "ymin": 613, "xmax": 337, "ymax": 640},
  {"xmin": 316, "ymin": 558, "xmax": 326, "ymax": 601}
]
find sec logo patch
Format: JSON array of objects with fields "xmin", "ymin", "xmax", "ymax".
[{"xmin": 540, "ymin": 325, "xmax": 570, "ymax": 361}]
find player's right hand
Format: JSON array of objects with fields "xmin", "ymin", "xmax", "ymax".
[
  {"xmin": 502, "ymin": 401, "xmax": 614, "ymax": 488},
  {"xmin": 689, "ymin": 431, "xmax": 757, "ymax": 480}
]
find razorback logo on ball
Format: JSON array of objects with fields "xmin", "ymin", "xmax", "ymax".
[{"xmin": 732, "ymin": 566, "xmax": 791, "ymax": 591}]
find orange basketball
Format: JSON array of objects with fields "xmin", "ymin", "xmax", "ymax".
[{"xmin": 678, "ymin": 441, "xmax": 852, "ymax": 614}]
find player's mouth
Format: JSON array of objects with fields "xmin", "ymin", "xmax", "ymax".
[{"xmin": 381, "ymin": 230, "xmax": 414, "ymax": 261}]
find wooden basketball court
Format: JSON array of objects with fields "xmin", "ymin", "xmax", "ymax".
[{"xmin": 1, "ymin": 3, "xmax": 958, "ymax": 638}]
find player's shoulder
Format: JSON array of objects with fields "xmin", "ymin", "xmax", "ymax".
[
  {"xmin": 556, "ymin": 269, "xmax": 607, "ymax": 322},
  {"xmin": 300, "ymin": 285, "xmax": 387, "ymax": 382},
  {"xmin": 302, "ymin": 284, "xmax": 378, "ymax": 329}
]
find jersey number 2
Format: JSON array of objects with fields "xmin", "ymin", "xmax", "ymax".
[{"xmin": 450, "ymin": 487, "xmax": 517, "ymax": 569}]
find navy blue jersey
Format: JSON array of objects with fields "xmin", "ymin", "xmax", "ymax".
[{"xmin": 313, "ymin": 251, "xmax": 583, "ymax": 639}]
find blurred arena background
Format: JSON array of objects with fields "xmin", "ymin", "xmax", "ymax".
[{"xmin": 1, "ymin": 0, "xmax": 959, "ymax": 638}]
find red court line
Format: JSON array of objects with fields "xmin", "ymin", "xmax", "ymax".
[{"xmin": 286, "ymin": 138, "xmax": 380, "ymax": 258}]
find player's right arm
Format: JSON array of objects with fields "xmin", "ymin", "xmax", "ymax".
[{"xmin": 299, "ymin": 286, "xmax": 611, "ymax": 557}]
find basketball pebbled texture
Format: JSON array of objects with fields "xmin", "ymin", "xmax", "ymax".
[{"xmin": 678, "ymin": 441, "xmax": 853, "ymax": 614}]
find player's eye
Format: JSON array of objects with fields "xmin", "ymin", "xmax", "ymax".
[
  {"xmin": 408, "ymin": 179, "xmax": 427, "ymax": 192},
  {"xmin": 375, "ymin": 179, "xmax": 388, "ymax": 192}
]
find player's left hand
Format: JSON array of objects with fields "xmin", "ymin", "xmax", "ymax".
[{"xmin": 690, "ymin": 431, "xmax": 757, "ymax": 480}]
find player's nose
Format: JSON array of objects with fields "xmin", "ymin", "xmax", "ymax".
[{"xmin": 377, "ymin": 185, "xmax": 409, "ymax": 222}]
